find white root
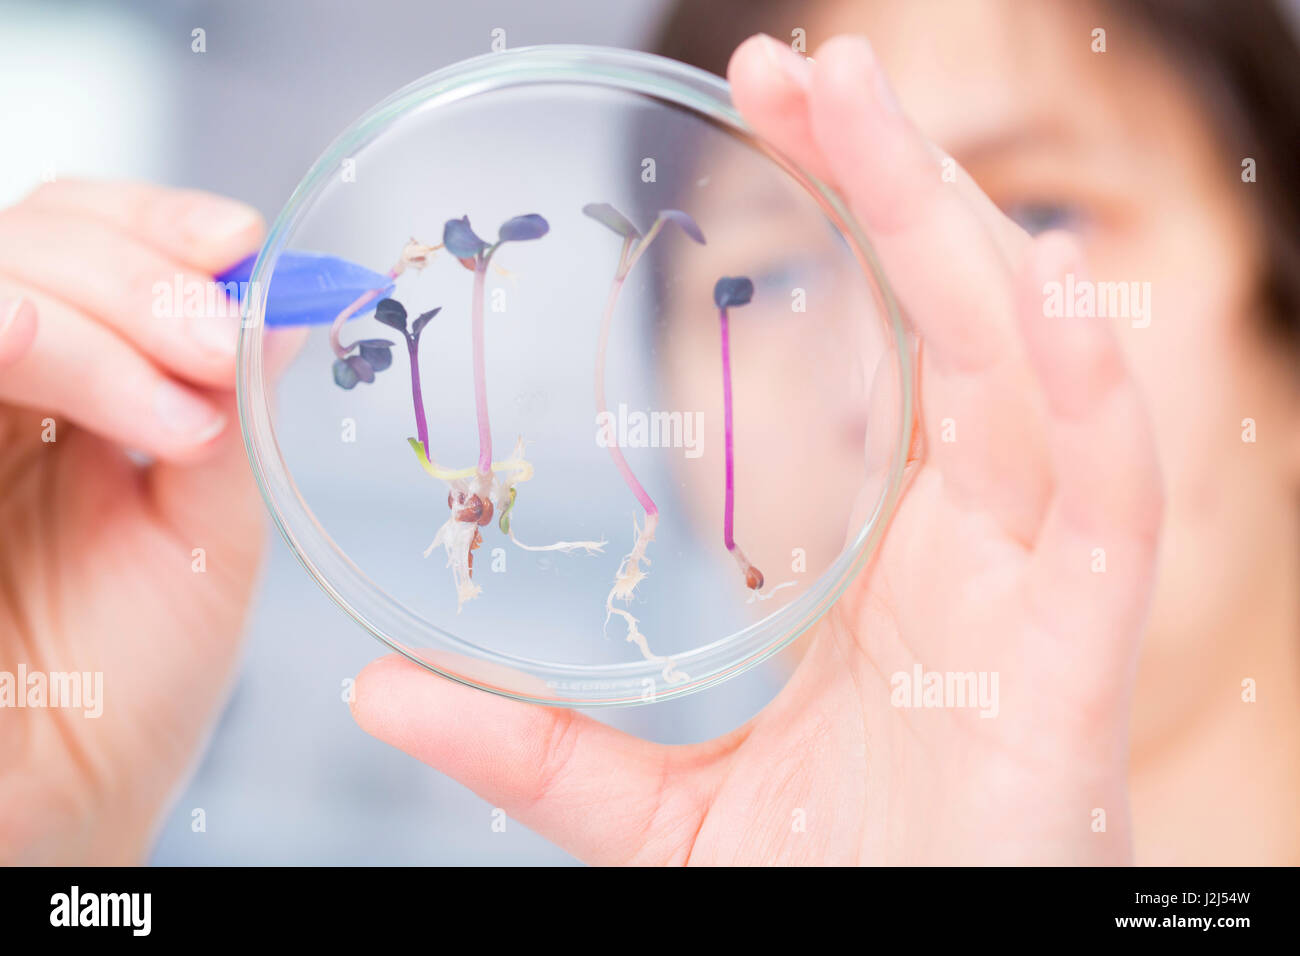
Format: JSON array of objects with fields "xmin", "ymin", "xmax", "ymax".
[
  {"xmin": 747, "ymin": 580, "xmax": 798, "ymax": 604},
  {"xmin": 425, "ymin": 511, "xmax": 481, "ymax": 610},
  {"xmin": 508, "ymin": 531, "xmax": 606, "ymax": 554},
  {"xmin": 607, "ymin": 606, "xmax": 689, "ymax": 686},
  {"xmin": 601, "ymin": 512, "xmax": 689, "ymax": 685},
  {"xmin": 609, "ymin": 513, "xmax": 656, "ymax": 603}
]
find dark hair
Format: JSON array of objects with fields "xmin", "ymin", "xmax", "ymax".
[{"xmin": 649, "ymin": 0, "xmax": 1300, "ymax": 340}]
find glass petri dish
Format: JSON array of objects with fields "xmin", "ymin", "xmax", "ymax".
[{"xmin": 236, "ymin": 44, "xmax": 913, "ymax": 707}]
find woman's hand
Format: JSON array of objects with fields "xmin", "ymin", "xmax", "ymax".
[
  {"xmin": 0, "ymin": 181, "xmax": 274, "ymax": 862},
  {"xmin": 352, "ymin": 34, "xmax": 1162, "ymax": 864}
]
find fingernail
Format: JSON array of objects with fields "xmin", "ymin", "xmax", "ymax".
[
  {"xmin": 0, "ymin": 296, "xmax": 26, "ymax": 339},
  {"xmin": 182, "ymin": 199, "xmax": 261, "ymax": 245},
  {"xmin": 189, "ymin": 310, "xmax": 240, "ymax": 354},
  {"xmin": 154, "ymin": 381, "xmax": 226, "ymax": 442},
  {"xmin": 838, "ymin": 35, "xmax": 900, "ymax": 115},
  {"xmin": 861, "ymin": 40, "xmax": 901, "ymax": 115},
  {"xmin": 759, "ymin": 33, "xmax": 812, "ymax": 92}
]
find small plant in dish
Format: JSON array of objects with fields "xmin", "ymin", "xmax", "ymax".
[
  {"xmin": 371, "ymin": 296, "xmax": 440, "ymax": 457},
  {"xmin": 401, "ymin": 214, "xmax": 605, "ymax": 607},
  {"xmin": 714, "ymin": 276, "xmax": 764, "ymax": 590},
  {"xmin": 712, "ymin": 276, "xmax": 797, "ymax": 605},
  {"xmin": 440, "ymin": 214, "xmax": 549, "ymax": 477},
  {"xmin": 584, "ymin": 202, "xmax": 705, "ymax": 682},
  {"xmin": 329, "ymin": 239, "xmax": 438, "ymax": 389}
]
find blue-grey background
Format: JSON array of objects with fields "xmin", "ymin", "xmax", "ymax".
[{"xmin": 0, "ymin": 0, "xmax": 794, "ymax": 864}]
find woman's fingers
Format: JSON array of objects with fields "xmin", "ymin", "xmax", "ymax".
[
  {"xmin": 731, "ymin": 35, "xmax": 1026, "ymax": 263},
  {"xmin": 732, "ymin": 33, "xmax": 1053, "ymax": 540},
  {"xmin": 19, "ymin": 179, "xmax": 263, "ymax": 276},
  {"xmin": 1015, "ymin": 232, "xmax": 1162, "ymax": 660},
  {"xmin": 0, "ymin": 206, "xmax": 247, "ymax": 387},
  {"xmin": 147, "ymin": 326, "xmax": 307, "ymax": 557},
  {"xmin": 807, "ymin": 35, "xmax": 1023, "ymax": 372},
  {"xmin": 0, "ymin": 284, "xmax": 228, "ymax": 462},
  {"xmin": 352, "ymin": 655, "xmax": 716, "ymax": 866},
  {"xmin": 728, "ymin": 35, "xmax": 837, "ymax": 186}
]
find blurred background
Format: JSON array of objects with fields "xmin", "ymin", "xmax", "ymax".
[{"xmin": 0, "ymin": 0, "xmax": 803, "ymax": 865}]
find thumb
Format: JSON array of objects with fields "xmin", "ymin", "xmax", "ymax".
[{"xmin": 352, "ymin": 654, "xmax": 719, "ymax": 865}]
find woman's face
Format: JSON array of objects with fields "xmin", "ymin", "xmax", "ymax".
[{"xmin": 662, "ymin": 0, "xmax": 1298, "ymax": 742}]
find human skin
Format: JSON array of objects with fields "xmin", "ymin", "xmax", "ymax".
[
  {"xmin": 351, "ymin": 34, "xmax": 1165, "ymax": 864},
  {"xmin": 0, "ymin": 182, "xmax": 288, "ymax": 862},
  {"xmin": 659, "ymin": 0, "xmax": 1300, "ymax": 864},
  {"xmin": 4, "ymin": 5, "xmax": 1292, "ymax": 865},
  {"xmin": 796, "ymin": 0, "xmax": 1300, "ymax": 866}
]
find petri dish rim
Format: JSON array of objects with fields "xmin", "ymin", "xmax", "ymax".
[{"xmin": 236, "ymin": 44, "xmax": 915, "ymax": 708}]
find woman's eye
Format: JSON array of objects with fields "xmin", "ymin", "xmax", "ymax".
[
  {"xmin": 752, "ymin": 256, "xmax": 822, "ymax": 293},
  {"xmin": 1002, "ymin": 201, "xmax": 1084, "ymax": 235}
]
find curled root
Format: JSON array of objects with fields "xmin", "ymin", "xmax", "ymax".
[
  {"xmin": 606, "ymin": 606, "xmax": 689, "ymax": 686},
  {"xmin": 601, "ymin": 512, "xmax": 686, "ymax": 685}
]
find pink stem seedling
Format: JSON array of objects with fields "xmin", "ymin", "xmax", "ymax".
[
  {"xmin": 714, "ymin": 276, "xmax": 764, "ymax": 591},
  {"xmin": 712, "ymin": 277, "xmax": 797, "ymax": 605},
  {"xmin": 583, "ymin": 203, "xmax": 705, "ymax": 683},
  {"xmin": 403, "ymin": 214, "xmax": 604, "ymax": 608},
  {"xmin": 331, "ymin": 231, "xmax": 602, "ymax": 611}
]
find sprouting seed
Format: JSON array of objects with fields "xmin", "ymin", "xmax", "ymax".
[
  {"xmin": 714, "ymin": 276, "xmax": 764, "ymax": 591},
  {"xmin": 392, "ymin": 214, "xmax": 605, "ymax": 608},
  {"xmin": 584, "ymin": 201, "xmax": 705, "ymax": 683}
]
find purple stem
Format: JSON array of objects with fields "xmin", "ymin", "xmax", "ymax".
[
  {"xmin": 471, "ymin": 261, "xmax": 492, "ymax": 475},
  {"xmin": 719, "ymin": 306, "xmax": 736, "ymax": 551},
  {"xmin": 406, "ymin": 332, "xmax": 430, "ymax": 458},
  {"xmin": 596, "ymin": 273, "xmax": 658, "ymax": 518}
]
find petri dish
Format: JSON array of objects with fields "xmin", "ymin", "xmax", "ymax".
[{"xmin": 235, "ymin": 44, "xmax": 913, "ymax": 707}]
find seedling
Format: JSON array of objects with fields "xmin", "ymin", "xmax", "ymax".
[
  {"xmin": 441, "ymin": 214, "xmax": 549, "ymax": 476},
  {"xmin": 329, "ymin": 239, "xmax": 438, "ymax": 389},
  {"xmin": 371, "ymin": 297, "xmax": 440, "ymax": 457},
  {"xmin": 584, "ymin": 202, "xmax": 705, "ymax": 682},
  {"xmin": 403, "ymin": 214, "xmax": 605, "ymax": 607},
  {"xmin": 302, "ymin": 206, "xmax": 788, "ymax": 663},
  {"xmin": 714, "ymin": 276, "xmax": 764, "ymax": 591},
  {"xmin": 324, "ymin": 221, "xmax": 603, "ymax": 609}
]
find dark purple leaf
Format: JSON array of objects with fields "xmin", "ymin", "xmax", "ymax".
[
  {"xmin": 332, "ymin": 358, "xmax": 359, "ymax": 389},
  {"xmin": 443, "ymin": 216, "xmax": 489, "ymax": 259},
  {"xmin": 498, "ymin": 213, "xmax": 549, "ymax": 243},
  {"xmin": 412, "ymin": 307, "xmax": 441, "ymax": 338},
  {"xmin": 659, "ymin": 209, "xmax": 706, "ymax": 244},
  {"xmin": 713, "ymin": 276, "xmax": 754, "ymax": 309},
  {"xmin": 346, "ymin": 354, "xmax": 376, "ymax": 384},
  {"xmin": 582, "ymin": 202, "xmax": 641, "ymax": 239},
  {"xmin": 359, "ymin": 341, "xmax": 393, "ymax": 372},
  {"xmin": 374, "ymin": 297, "xmax": 408, "ymax": 332}
]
